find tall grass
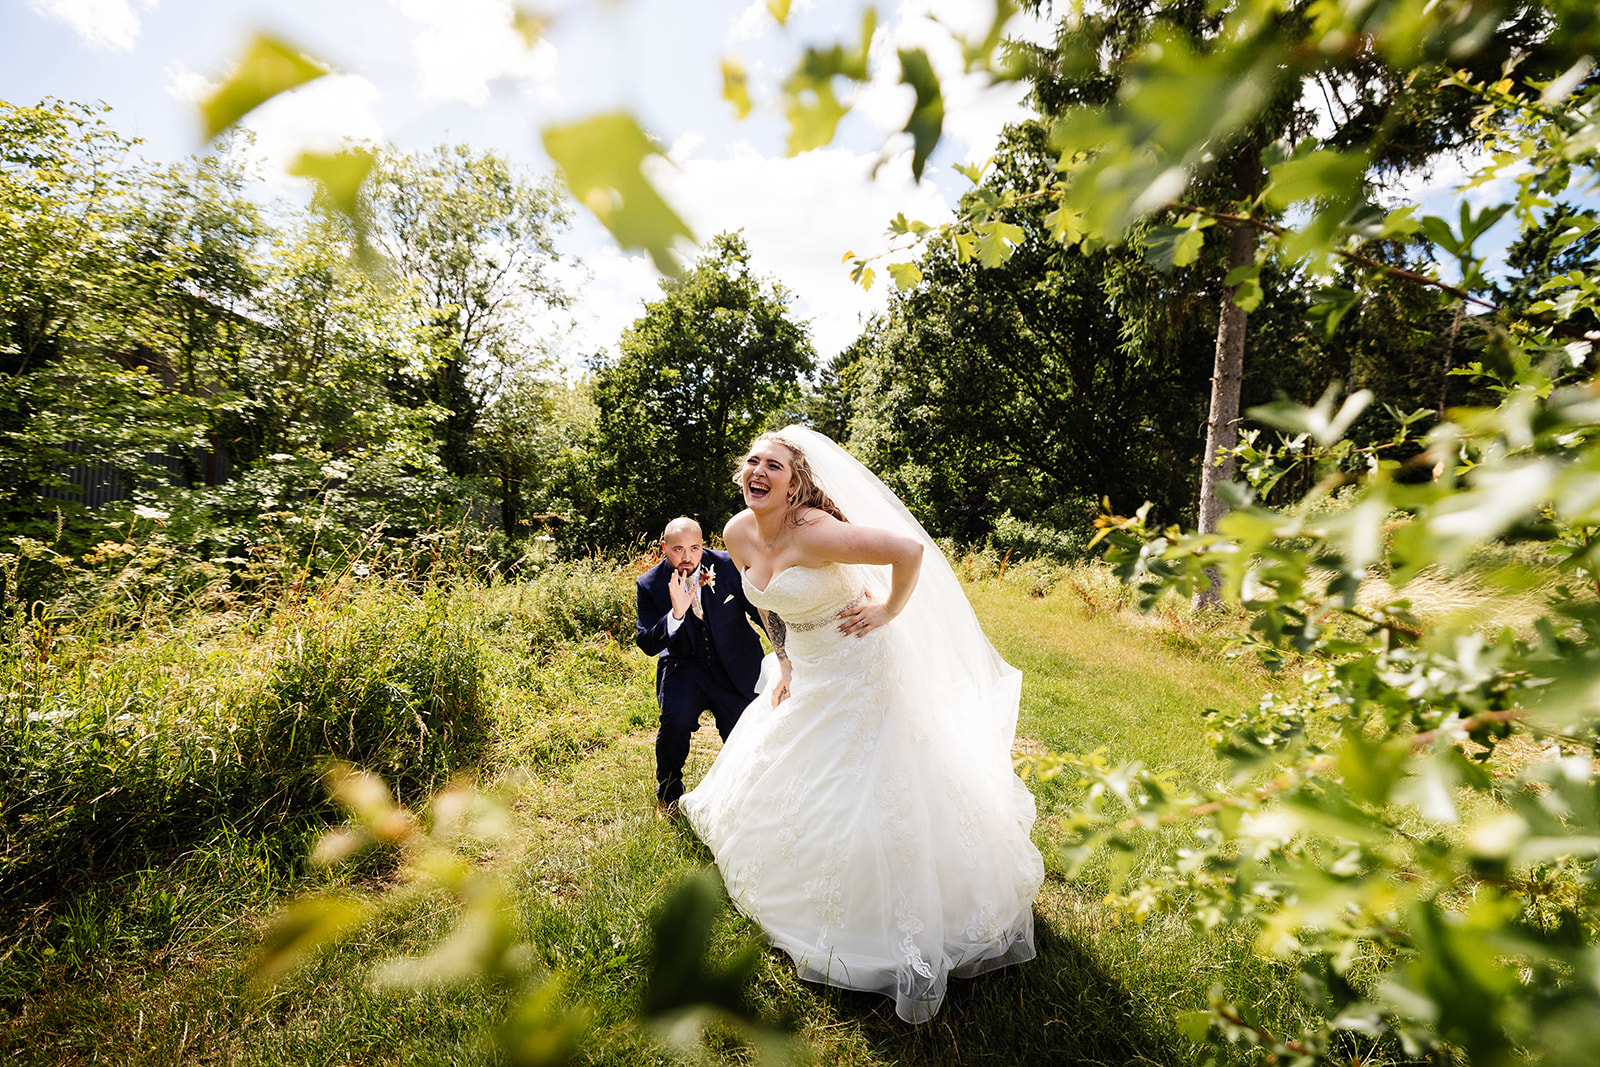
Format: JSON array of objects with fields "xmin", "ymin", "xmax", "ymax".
[
  {"xmin": 15, "ymin": 552, "xmax": 1536, "ymax": 1065},
  {"xmin": 1, "ymin": 587, "xmax": 481, "ymax": 908},
  {"xmin": 0, "ymin": 556, "xmax": 638, "ymax": 1019}
]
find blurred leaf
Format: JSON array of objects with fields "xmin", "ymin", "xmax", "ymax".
[
  {"xmin": 288, "ymin": 147, "xmax": 376, "ymax": 261},
  {"xmin": 1225, "ymin": 263, "xmax": 1263, "ymax": 312},
  {"xmin": 722, "ymin": 58, "xmax": 753, "ymax": 120},
  {"xmin": 251, "ymin": 896, "xmax": 372, "ymax": 990},
  {"xmin": 641, "ymin": 870, "xmax": 761, "ymax": 1021},
  {"xmin": 1266, "ymin": 148, "xmax": 1370, "ymax": 209},
  {"xmin": 898, "ymin": 48, "xmax": 944, "ymax": 181},
  {"xmin": 200, "ymin": 33, "xmax": 330, "ymax": 141},
  {"xmin": 371, "ymin": 904, "xmax": 522, "ymax": 989},
  {"xmin": 1306, "ymin": 286, "xmax": 1361, "ymax": 336},
  {"xmin": 512, "ymin": 8, "xmax": 550, "ymax": 48},
  {"xmin": 498, "ymin": 974, "xmax": 591, "ymax": 1067},
  {"xmin": 541, "ymin": 112, "xmax": 692, "ymax": 274},
  {"xmin": 781, "ymin": 10, "xmax": 874, "ymax": 155}
]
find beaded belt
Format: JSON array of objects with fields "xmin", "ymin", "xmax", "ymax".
[{"xmin": 789, "ymin": 594, "xmax": 862, "ymax": 632}]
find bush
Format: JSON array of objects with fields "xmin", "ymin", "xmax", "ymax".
[
  {"xmin": 987, "ymin": 511, "xmax": 1090, "ymax": 563},
  {"xmin": 0, "ymin": 584, "xmax": 489, "ymax": 914},
  {"xmin": 481, "ymin": 557, "xmax": 638, "ymax": 650}
]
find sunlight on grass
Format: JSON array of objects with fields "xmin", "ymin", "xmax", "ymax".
[{"xmin": 3, "ymin": 565, "xmax": 1303, "ymax": 1066}]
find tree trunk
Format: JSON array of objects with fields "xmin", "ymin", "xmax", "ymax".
[{"xmin": 1193, "ymin": 219, "xmax": 1255, "ymax": 610}]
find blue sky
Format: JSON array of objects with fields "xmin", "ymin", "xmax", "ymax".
[{"xmin": 5, "ymin": 0, "xmax": 1051, "ymax": 364}]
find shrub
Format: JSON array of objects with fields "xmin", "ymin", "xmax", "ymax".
[
  {"xmin": 987, "ymin": 511, "xmax": 1090, "ymax": 563},
  {"xmin": 0, "ymin": 584, "xmax": 489, "ymax": 914}
]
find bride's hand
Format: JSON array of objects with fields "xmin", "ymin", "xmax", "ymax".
[
  {"xmin": 772, "ymin": 661, "xmax": 793, "ymax": 707},
  {"xmin": 838, "ymin": 596, "xmax": 894, "ymax": 638}
]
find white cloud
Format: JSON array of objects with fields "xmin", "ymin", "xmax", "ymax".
[
  {"xmin": 851, "ymin": 0, "xmax": 1046, "ymax": 168},
  {"xmin": 204, "ymin": 73, "xmax": 387, "ymax": 187},
  {"xmin": 728, "ymin": 0, "xmax": 775, "ymax": 45},
  {"xmin": 392, "ymin": 0, "xmax": 558, "ymax": 107},
  {"xmin": 644, "ymin": 138, "xmax": 953, "ymax": 359},
  {"xmin": 163, "ymin": 60, "xmax": 212, "ymax": 104},
  {"xmin": 555, "ymin": 241, "xmax": 661, "ymax": 366},
  {"xmin": 27, "ymin": 0, "xmax": 155, "ymax": 52}
]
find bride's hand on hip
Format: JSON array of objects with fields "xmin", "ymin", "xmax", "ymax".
[{"xmin": 838, "ymin": 597, "xmax": 895, "ymax": 638}]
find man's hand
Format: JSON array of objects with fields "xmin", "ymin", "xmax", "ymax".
[{"xmin": 668, "ymin": 567, "xmax": 696, "ymax": 620}]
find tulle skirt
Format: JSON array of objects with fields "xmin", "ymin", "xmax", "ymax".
[{"xmin": 681, "ymin": 620, "xmax": 1043, "ymax": 1024}]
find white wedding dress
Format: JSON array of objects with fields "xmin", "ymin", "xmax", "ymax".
[{"xmin": 679, "ymin": 430, "xmax": 1044, "ymax": 1024}]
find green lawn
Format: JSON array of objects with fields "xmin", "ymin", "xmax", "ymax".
[{"xmin": 4, "ymin": 573, "xmax": 1309, "ymax": 1067}]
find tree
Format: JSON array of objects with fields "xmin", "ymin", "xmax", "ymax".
[
  {"xmin": 0, "ymin": 99, "xmax": 201, "ymax": 546},
  {"xmin": 366, "ymin": 145, "xmax": 572, "ymax": 482},
  {"xmin": 587, "ymin": 233, "xmax": 815, "ymax": 548},
  {"xmin": 1016, "ymin": 0, "xmax": 1560, "ymax": 602}
]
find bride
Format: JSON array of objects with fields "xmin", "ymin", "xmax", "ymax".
[{"xmin": 679, "ymin": 426, "xmax": 1044, "ymax": 1024}]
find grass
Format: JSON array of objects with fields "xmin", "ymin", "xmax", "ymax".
[{"xmin": 3, "ymin": 560, "xmax": 1320, "ymax": 1066}]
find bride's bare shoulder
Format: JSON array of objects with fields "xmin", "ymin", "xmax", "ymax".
[
  {"xmin": 788, "ymin": 507, "xmax": 844, "ymax": 548},
  {"xmin": 723, "ymin": 510, "xmax": 756, "ymax": 560}
]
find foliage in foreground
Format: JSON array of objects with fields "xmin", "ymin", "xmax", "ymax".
[{"xmin": 1040, "ymin": 346, "xmax": 1599, "ymax": 1066}]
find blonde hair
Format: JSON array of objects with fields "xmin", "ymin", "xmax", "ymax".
[{"xmin": 735, "ymin": 432, "xmax": 848, "ymax": 526}]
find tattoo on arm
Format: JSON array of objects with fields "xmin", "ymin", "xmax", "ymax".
[{"xmin": 759, "ymin": 608, "xmax": 789, "ymax": 661}]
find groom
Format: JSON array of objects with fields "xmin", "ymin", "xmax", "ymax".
[{"xmin": 635, "ymin": 516, "xmax": 765, "ymax": 814}]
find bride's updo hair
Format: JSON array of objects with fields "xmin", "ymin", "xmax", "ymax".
[{"xmin": 736, "ymin": 432, "xmax": 848, "ymax": 525}]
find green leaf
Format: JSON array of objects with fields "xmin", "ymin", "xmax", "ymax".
[
  {"xmin": 1145, "ymin": 220, "xmax": 1207, "ymax": 272},
  {"xmin": 1176, "ymin": 1010, "xmax": 1214, "ymax": 1042},
  {"xmin": 288, "ymin": 146, "xmax": 375, "ymax": 226},
  {"xmin": 953, "ymin": 161, "xmax": 987, "ymax": 184},
  {"xmin": 974, "ymin": 220, "xmax": 1025, "ymax": 267},
  {"xmin": 1306, "ymin": 285, "xmax": 1361, "ymax": 336},
  {"xmin": 898, "ymin": 48, "xmax": 945, "ymax": 182},
  {"xmin": 887, "ymin": 262, "xmax": 923, "ymax": 290},
  {"xmin": 1381, "ymin": 204, "xmax": 1422, "ymax": 238},
  {"xmin": 1225, "ymin": 263, "xmax": 1263, "ymax": 312},
  {"xmin": 1418, "ymin": 215, "xmax": 1461, "ymax": 256},
  {"xmin": 784, "ymin": 80, "xmax": 848, "ymax": 154},
  {"xmin": 781, "ymin": 11, "xmax": 874, "ymax": 155},
  {"xmin": 1266, "ymin": 149, "xmax": 1370, "ymax": 209},
  {"xmin": 953, "ymin": 230, "xmax": 978, "ymax": 264},
  {"xmin": 498, "ymin": 974, "xmax": 591, "ymax": 1067},
  {"xmin": 251, "ymin": 896, "xmax": 372, "ymax": 990},
  {"xmin": 1044, "ymin": 202, "xmax": 1086, "ymax": 245},
  {"xmin": 199, "ymin": 33, "xmax": 331, "ymax": 141},
  {"xmin": 641, "ymin": 871, "xmax": 761, "ymax": 1021},
  {"xmin": 511, "ymin": 8, "xmax": 550, "ymax": 48},
  {"xmin": 720, "ymin": 58, "xmax": 752, "ymax": 120},
  {"xmin": 541, "ymin": 112, "xmax": 693, "ymax": 274}
]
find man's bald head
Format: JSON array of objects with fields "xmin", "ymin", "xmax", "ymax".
[
  {"xmin": 662, "ymin": 516, "xmax": 702, "ymax": 543},
  {"xmin": 661, "ymin": 517, "xmax": 704, "ymax": 574}
]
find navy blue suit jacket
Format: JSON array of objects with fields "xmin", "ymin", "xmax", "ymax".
[{"xmin": 635, "ymin": 549, "xmax": 766, "ymax": 702}]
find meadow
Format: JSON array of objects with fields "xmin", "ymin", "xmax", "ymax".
[{"xmin": 2, "ymin": 553, "xmax": 1440, "ymax": 1065}]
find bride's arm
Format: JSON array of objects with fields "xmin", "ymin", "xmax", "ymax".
[
  {"xmin": 756, "ymin": 606, "xmax": 793, "ymax": 706},
  {"xmin": 794, "ymin": 515, "xmax": 922, "ymax": 633}
]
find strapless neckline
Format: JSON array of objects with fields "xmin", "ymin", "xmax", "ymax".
[{"xmin": 740, "ymin": 563, "xmax": 809, "ymax": 594}]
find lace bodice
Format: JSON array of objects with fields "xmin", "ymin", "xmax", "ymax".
[{"xmin": 741, "ymin": 564, "xmax": 862, "ymax": 638}]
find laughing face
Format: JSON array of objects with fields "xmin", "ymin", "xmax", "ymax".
[{"xmin": 740, "ymin": 438, "xmax": 795, "ymax": 511}]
